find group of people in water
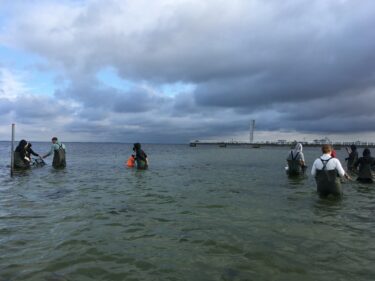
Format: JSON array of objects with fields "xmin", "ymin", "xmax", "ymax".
[
  {"xmin": 287, "ymin": 143, "xmax": 375, "ymax": 197},
  {"xmin": 14, "ymin": 137, "xmax": 372, "ymax": 197},
  {"xmin": 14, "ymin": 137, "xmax": 66, "ymax": 169},
  {"xmin": 126, "ymin": 142, "xmax": 149, "ymax": 170},
  {"xmin": 14, "ymin": 138, "xmax": 148, "ymax": 170}
]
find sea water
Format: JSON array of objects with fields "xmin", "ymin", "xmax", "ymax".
[{"xmin": 0, "ymin": 142, "xmax": 374, "ymax": 281}]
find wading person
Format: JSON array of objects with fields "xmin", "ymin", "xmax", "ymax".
[
  {"xmin": 346, "ymin": 144, "xmax": 358, "ymax": 172},
  {"xmin": 43, "ymin": 137, "xmax": 66, "ymax": 169},
  {"xmin": 14, "ymin": 139, "xmax": 31, "ymax": 169},
  {"xmin": 286, "ymin": 143, "xmax": 306, "ymax": 176},
  {"xmin": 311, "ymin": 144, "xmax": 350, "ymax": 198},
  {"xmin": 133, "ymin": 143, "xmax": 148, "ymax": 170},
  {"xmin": 354, "ymin": 148, "xmax": 375, "ymax": 183}
]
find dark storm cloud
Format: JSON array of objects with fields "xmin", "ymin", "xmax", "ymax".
[
  {"xmin": 0, "ymin": 95, "xmax": 74, "ymax": 123},
  {"xmin": 56, "ymin": 78, "xmax": 170, "ymax": 115},
  {"xmin": 2, "ymin": 0, "xmax": 375, "ymax": 141},
  {"xmin": 63, "ymin": 110, "xmax": 250, "ymax": 143}
]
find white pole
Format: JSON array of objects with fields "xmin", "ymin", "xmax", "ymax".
[{"xmin": 10, "ymin": 123, "xmax": 15, "ymax": 177}]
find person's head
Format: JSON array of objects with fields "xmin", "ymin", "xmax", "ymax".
[
  {"xmin": 18, "ymin": 139, "xmax": 27, "ymax": 148},
  {"xmin": 363, "ymin": 148, "xmax": 371, "ymax": 157},
  {"xmin": 26, "ymin": 142, "xmax": 32, "ymax": 149},
  {"xmin": 331, "ymin": 149, "xmax": 337, "ymax": 158},
  {"xmin": 51, "ymin": 137, "xmax": 58, "ymax": 144},
  {"xmin": 133, "ymin": 143, "xmax": 141, "ymax": 150},
  {"xmin": 322, "ymin": 144, "xmax": 332, "ymax": 154},
  {"xmin": 350, "ymin": 144, "xmax": 357, "ymax": 151},
  {"xmin": 295, "ymin": 143, "xmax": 303, "ymax": 152}
]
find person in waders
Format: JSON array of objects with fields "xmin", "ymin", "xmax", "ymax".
[
  {"xmin": 133, "ymin": 143, "xmax": 148, "ymax": 170},
  {"xmin": 311, "ymin": 144, "xmax": 351, "ymax": 198},
  {"xmin": 353, "ymin": 148, "xmax": 375, "ymax": 183},
  {"xmin": 286, "ymin": 143, "xmax": 306, "ymax": 176},
  {"xmin": 43, "ymin": 137, "xmax": 66, "ymax": 169},
  {"xmin": 346, "ymin": 144, "xmax": 358, "ymax": 172},
  {"xmin": 14, "ymin": 139, "xmax": 31, "ymax": 169}
]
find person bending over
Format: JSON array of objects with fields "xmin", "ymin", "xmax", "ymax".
[{"xmin": 14, "ymin": 140, "xmax": 31, "ymax": 169}]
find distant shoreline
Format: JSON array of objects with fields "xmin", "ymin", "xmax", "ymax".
[{"xmin": 189, "ymin": 141, "xmax": 375, "ymax": 148}]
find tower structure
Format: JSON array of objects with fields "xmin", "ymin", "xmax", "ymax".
[{"xmin": 250, "ymin": 120, "xmax": 255, "ymax": 144}]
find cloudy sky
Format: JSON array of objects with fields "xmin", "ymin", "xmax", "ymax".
[{"xmin": 0, "ymin": 0, "xmax": 374, "ymax": 143}]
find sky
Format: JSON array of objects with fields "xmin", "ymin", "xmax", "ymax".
[{"xmin": 0, "ymin": 0, "xmax": 375, "ymax": 143}]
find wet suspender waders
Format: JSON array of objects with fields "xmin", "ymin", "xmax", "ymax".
[
  {"xmin": 53, "ymin": 144, "xmax": 66, "ymax": 169},
  {"xmin": 287, "ymin": 151, "xmax": 302, "ymax": 175},
  {"xmin": 315, "ymin": 157, "xmax": 342, "ymax": 197}
]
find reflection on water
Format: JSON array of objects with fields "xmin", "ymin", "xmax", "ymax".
[{"xmin": 0, "ymin": 143, "xmax": 374, "ymax": 281}]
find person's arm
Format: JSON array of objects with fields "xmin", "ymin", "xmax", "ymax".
[
  {"xmin": 29, "ymin": 148, "xmax": 39, "ymax": 157},
  {"xmin": 43, "ymin": 145, "xmax": 54, "ymax": 158},
  {"xmin": 311, "ymin": 160, "xmax": 317, "ymax": 176},
  {"xmin": 353, "ymin": 158, "xmax": 360, "ymax": 169},
  {"xmin": 20, "ymin": 150, "xmax": 30, "ymax": 162},
  {"xmin": 335, "ymin": 159, "xmax": 351, "ymax": 179},
  {"xmin": 298, "ymin": 153, "xmax": 305, "ymax": 166},
  {"xmin": 371, "ymin": 158, "xmax": 375, "ymax": 170}
]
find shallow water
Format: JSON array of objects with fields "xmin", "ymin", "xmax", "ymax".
[{"xmin": 0, "ymin": 142, "xmax": 374, "ymax": 281}]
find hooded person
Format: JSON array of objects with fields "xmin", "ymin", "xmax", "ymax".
[
  {"xmin": 43, "ymin": 137, "xmax": 66, "ymax": 169},
  {"xmin": 354, "ymin": 148, "xmax": 375, "ymax": 183},
  {"xmin": 14, "ymin": 139, "xmax": 31, "ymax": 169},
  {"xmin": 133, "ymin": 143, "xmax": 148, "ymax": 170},
  {"xmin": 286, "ymin": 143, "xmax": 306, "ymax": 175},
  {"xmin": 311, "ymin": 144, "xmax": 351, "ymax": 198},
  {"xmin": 346, "ymin": 144, "xmax": 358, "ymax": 172}
]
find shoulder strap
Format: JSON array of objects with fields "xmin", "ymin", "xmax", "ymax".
[
  {"xmin": 292, "ymin": 152, "xmax": 299, "ymax": 160},
  {"xmin": 320, "ymin": 157, "xmax": 332, "ymax": 170},
  {"xmin": 55, "ymin": 144, "xmax": 64, "ymax": 151}
]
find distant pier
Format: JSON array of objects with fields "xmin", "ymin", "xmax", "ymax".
[{"xmin": 189, "ymin": 140, "xmax": 375, "ymax": 148}]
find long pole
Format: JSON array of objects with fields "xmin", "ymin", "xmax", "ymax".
[
  {"xmin": 250, "ymin": 120, "xmax": 255, "ymax": 144},
  {"xmin": 10, "ymin": 124, "xmax": 15, "ymax": 177}
]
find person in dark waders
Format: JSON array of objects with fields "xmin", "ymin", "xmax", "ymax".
[
  {"xmin": 311, "ymin": 144, "xmax": 351, "ymax": 198},
  {"xmin": 354, "ymin": 148, "xmax": 375, "ymax": 183},
  {"xmin": 14, "ymin": 140, "xmax": 31, "ymax": 169},
  {"xmin": 43, "ymin": 137, "xmax": 66, "ymax": 169},
  {"xmin": 346, "ymin": 144, "xmax": 358, "ymax": 172},
  {"xmin": 133, "ymin": 143, "xmax": 148, "ymax": 170}
]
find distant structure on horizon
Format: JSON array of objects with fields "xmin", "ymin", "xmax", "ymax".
[{"xmin": 249, "ymin": 120, "xmax": 255, "ymax": 144}]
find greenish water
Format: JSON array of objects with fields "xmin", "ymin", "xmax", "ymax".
[{"xmin": 0, "ymin": 143, "xmax": 374, "ymax": 281}]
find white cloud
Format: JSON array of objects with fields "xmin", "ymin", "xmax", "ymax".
[{"xmin": 0, "ymin": 68, "xmax": 30, "ymax": 100}]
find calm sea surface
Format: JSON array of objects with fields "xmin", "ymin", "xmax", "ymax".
[{"xmin": 0, "ymin": 142, "xmax": 374, "ymax": 281}]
